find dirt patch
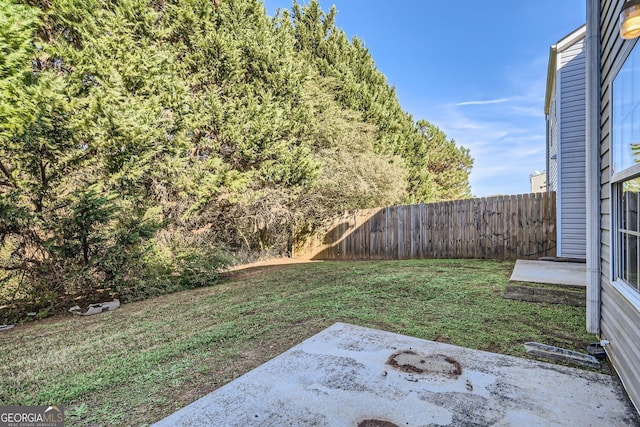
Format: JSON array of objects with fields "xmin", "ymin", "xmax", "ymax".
[
  {"xmin": 504, "ymin": 285, "xmax": 586, "ymax": 306},
  {"xmin": 432, "ymin": 334, "xmax": 451, "ymax": 344}
]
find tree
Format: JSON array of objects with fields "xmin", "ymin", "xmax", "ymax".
[
  {"xmin": 1, "ymin": 0, "xmax": 474, "ymax": 320},
  {"xmin": 297, "ymin": 76, "xmax": 407, "ymax": 222},
  {"xmin": 287, "ymin": 0, "xmax": 473, "ymax": 203},
  {"xmin": 415, "ymin": 120, "xmax": 474, "ymax": 200},
  {"xmin": 0, "ymin": 0, "xmax": 184, "ymax": 315}
]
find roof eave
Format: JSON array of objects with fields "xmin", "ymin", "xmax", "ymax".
[{"xmin": 544, "ymin": 45, "xmax": 558, "ymax": 116}]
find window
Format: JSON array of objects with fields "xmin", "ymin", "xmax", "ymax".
[
  {"xmin": 612, "ymin": 42, "xmax": 640, "ymax": 175},
  {"xmin": 613, "ymin": 41, "xmax": 640, "ymax": 292},
  {"xmin": 618, "ymin": 178, "xmax": 640, "ymax": 290}
]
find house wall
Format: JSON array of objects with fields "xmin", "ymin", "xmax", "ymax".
[
  {"xmin": 594, "ymin": 0, "xmax": 640, "ymax": 412},
  {"xmin": 547, "ymin": 94, "xmax": 559, "ymax": 192},
  {"xmin": 558, "ymin": 36, "xmax": 587, "ymax": 258},
  {"xmin": 530, "ymin": 172, "xmax": 547, "ymax": 193}
]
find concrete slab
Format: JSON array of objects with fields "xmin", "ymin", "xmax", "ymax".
[
  {"xmin": 510, "ymin": 260, "xmax": 586, "ymax": 287},
  {"xmin": 154, "ymin": 323, "xmax": 638, "ymax": 427}
]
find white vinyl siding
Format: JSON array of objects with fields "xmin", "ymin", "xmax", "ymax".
[
  {"xmin": 596, "ymin": 0, "xmax": 640, "ymax": 413},
  {"xmin": 557, "ymin": 31, "xmax": 587, "ymax": 259}
]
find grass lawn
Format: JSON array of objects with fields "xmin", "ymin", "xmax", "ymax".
[{"xmin": 0, "ymin": 259, "xmax": 596, "ymax": 426}]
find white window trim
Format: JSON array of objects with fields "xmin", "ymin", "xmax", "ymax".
[
  {"xmin": 610, "ymin": 176, "xmax": 640, "ymax": 306},
  {"xmin": 611, "ymin": 163, "xmax": 640, "ymax": 183},
  {"xmin": 613, "ymin": 278, "xmax": 640, "ymax": 309}
]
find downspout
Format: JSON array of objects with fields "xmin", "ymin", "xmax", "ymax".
[{"xmin": 586, "ymin": 0, "xmax": 601, "ymax": 335}]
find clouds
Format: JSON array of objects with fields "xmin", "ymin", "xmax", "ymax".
[
  {"xmin": 425, "ymin": 93, "xmax": 546, "ymax": 198},
  {"xmin": 456, "ymin": 98, "xmax": 511, "ymax": 106},
  {"xmin": 436, "ymin": 57, "xmax": 550, "ymax": 197},
  {"xmin": 422, "ymin": 52, "xmax": 552, "ymax": 198}
]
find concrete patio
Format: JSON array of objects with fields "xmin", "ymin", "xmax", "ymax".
[
  {"xmin": 510, "ymin": 259, "xmax": 586, "ymax": 287},
  {"xmin": 154, "ymin": 323, "xmax": 638, "ymax": 426}
]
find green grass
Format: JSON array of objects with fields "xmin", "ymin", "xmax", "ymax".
[{"xmin": 0, "ymin": 259, "xmax": 596, "ymax": 426}]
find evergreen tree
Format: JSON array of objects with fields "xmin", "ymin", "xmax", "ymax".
[
  {"xmin": 0, "ymin": 0, "xmax": 474, "ymax": 319},
  {"xmin": 287, "ymin": 0, "xmax": 473, "ymax": 202}
]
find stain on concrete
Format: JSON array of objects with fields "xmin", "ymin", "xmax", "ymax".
[
  {"xmin": 387, "ymin": 350, "xmax": 462, "ymax": 377},
  {"xmin": 357, "ymin": 419, "xmax": 400, "ymax": 427},
  {"xmin": 417, "ymin": 389, "xmax": 504, "ymax": 426}
]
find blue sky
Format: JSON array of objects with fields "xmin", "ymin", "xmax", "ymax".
[{"xmin": 261, "ymin": 0, "xmax": 586, "ymax": 197}]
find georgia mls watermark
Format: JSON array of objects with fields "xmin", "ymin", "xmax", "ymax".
[{"xmin": 0, "ymin": 406, "xmax": 64, "ymax": 427}]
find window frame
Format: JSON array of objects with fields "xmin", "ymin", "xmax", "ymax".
[{"xmin": 610, "ymin": 37, "xmax": 640, "ymax": 298}]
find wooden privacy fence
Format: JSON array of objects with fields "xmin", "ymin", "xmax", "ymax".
[{"xmin": 294, "ymin": 192, "xmax": 557, "ymax": 261}]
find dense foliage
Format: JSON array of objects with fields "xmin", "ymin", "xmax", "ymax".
[{"xmin": 0, "ymin": 0, "xmax": 472, "ymax": 319}]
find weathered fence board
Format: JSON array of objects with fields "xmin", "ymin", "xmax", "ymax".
[{"xmin": 294, "ymin": 192, "xmax": 557, "ymax": 261}]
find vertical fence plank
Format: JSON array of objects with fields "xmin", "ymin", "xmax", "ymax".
[
  {"xmin": 433, "ymin": 202, "xmax": 439, "ymax": 258},
  {"xmin": 514, "ymin": 194, "xmax": 524, "ymax": 258},
  {"xmin": 413, "ymin": 204, "xmax": 419, "ymax": 258},
  {"xmin": 390, "ymin": 207, "xmax": 397, "ymax": 260},
  {"xmin": 484, "ymin": 197, "xmax": 491, "ymax": 259},
  {"xmin": 404, "ymin": 205, "xmax": 412, "ymax": 259},
  {"xmin": 491, "ymin": 196, "xmax": 498, "ymax": 259},
  {"xmin": 501, "ymin": 195, "xmax": 508, "ymax": 260},
  {"xmin": 549, "ymin": 191, "xmax": 557, "ymax": 256},
  {"xmin": 518, "ymin": 194, "xmax": 524, "ymax": 258},
  {"xmin": 479, "ymin": 197, "xmax": 487, "ymax": 259},
  {"xmin": 475, "ymin": 198, "xmax": 481, "ymax": 259},
  {"xmin": 409, "ymin": 205, "xmax": 419, "ymax": 259},
  {"xmin": 448, "ymin": 201, "xmax": 453, "ymax": 259},
  {"xmin": 456, "ymin": 201, "xmax": 462, "ymax": 258},
  {"xmin": 473, "ymin": 198, "xmax": 480, "ymax": 259},
  {"xmin": 469, "ymin": 198, "xmax": 476, "ymax": 259},
  {"xmin": 397, "ymin": 205, "xmax": 404, "ymax": 259},
  {"xmin": 528, "ymin": 193, "xmax": 535, "ymax": 259},
  {"xmin": 362, "ymin": 210, "xmax": 369, "ymax": 260},
  {"xmin": 427, "ymin": 202, "xmax": 434, "ymax": 258},
  {"xmin": 455, "ymin": 201, "xmax": 460, "ymax": 258},
  {"xmin": 503, "ymin": 195, "xmax": 509, "ymax": 260},
  {"xmin": 445, "ymin": 202, "xmax": 451, "ymax": 258},
  {"xmin": 437, "ymin": 201, "xmax": 441, "ymax": 258},
  {"xmin": 345, "ymin": 213, "xmax": 353, "ymax": 260},
  {"xmin": 509, "ymin": 195, "xmax": 517, "ymax": 260},
  {"xmin": 438, "ymin": 201, "xmax": 444, "ymax": 259},
  {"xmin": 523, "ymin": 194, "xmax": 530, "ymax": 259},
  {"xmin": 534, "ymin": 193, "xmax": 542, "ymax": 258},
  {"xmin": 423, "ymin": 202, "xmax": 430, "ymax": 258},
  {"xmin": 384, "ymin": 207, "xmax": 390, "ymax": 260},
  {"xmin": 497, "ymin": 196, "xmax": 503, "ymax": 259},
  {"xmin": 419, "ymin": 203, "xmax": 425, "ymax": 258},
  {"xmin": 369, "ymin": 210, "xmax": 378, "ymax": 260}
]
